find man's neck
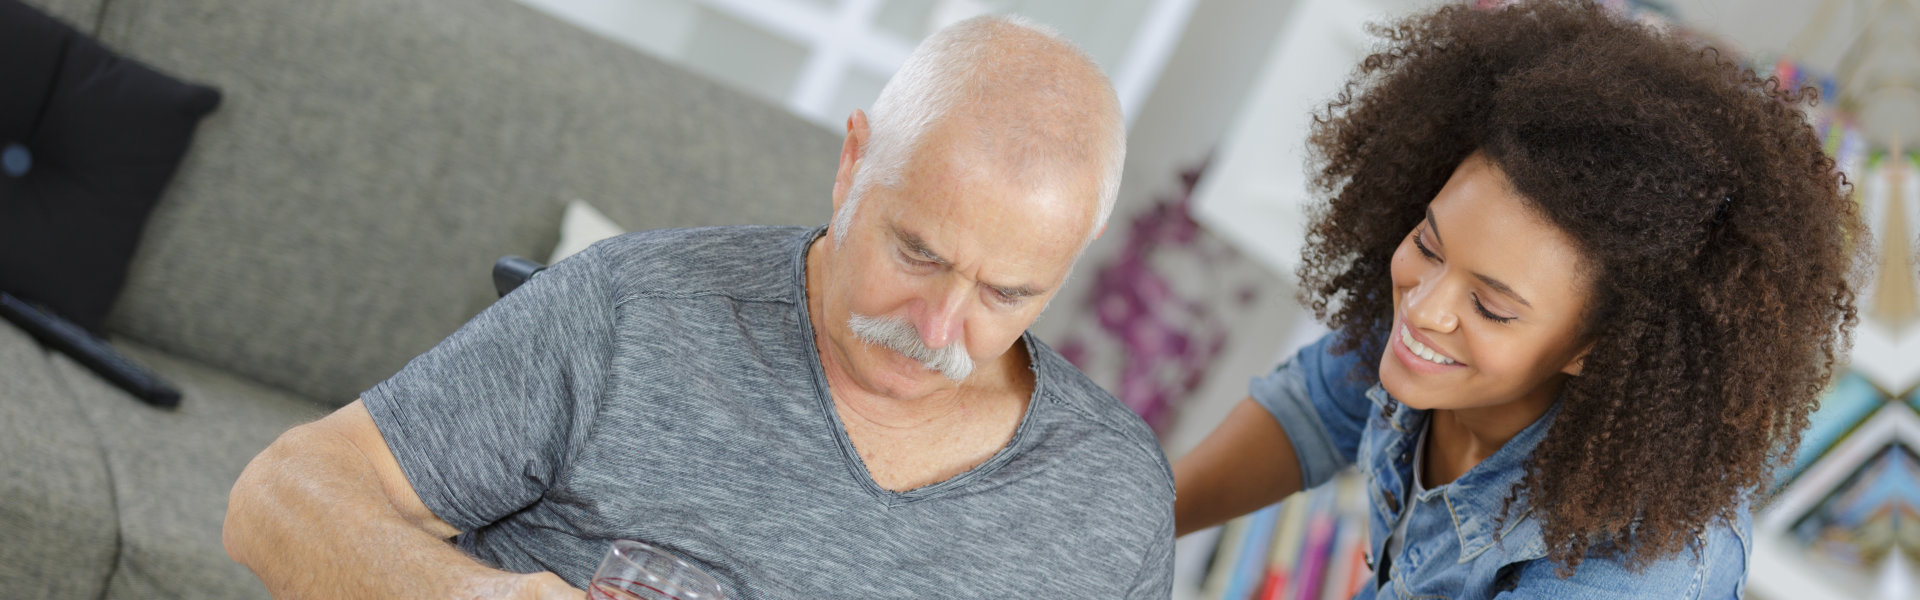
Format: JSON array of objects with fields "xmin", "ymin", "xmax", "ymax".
[{"xmin": 803, "ymin": 234, "xmax": 1034, "ymax": 491}]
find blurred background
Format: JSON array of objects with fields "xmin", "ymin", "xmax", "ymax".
[
  {"xmin": 507, "ymin": 0, "xmax": 1914, "ymax": 598},
  {"xmin": 3, "ymin": 0, "xmax": 1911, "ymax": 596}
]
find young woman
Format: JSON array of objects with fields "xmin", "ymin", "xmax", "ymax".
[{"xmin": 1172, "ymin": 1, "xmax": 1864, "ymax": 598}]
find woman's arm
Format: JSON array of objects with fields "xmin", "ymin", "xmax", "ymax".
[
  {"xmin": 1173, "ymin": 332, "xmax": 1377, "ymax": 536},
  {"xmin": 1172, "ymin": 397, "xmax": 1304, "ymax": 536}
]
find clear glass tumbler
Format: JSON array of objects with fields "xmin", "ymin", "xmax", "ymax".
[{"xmin": 588, "ymin": 540, "xmax": 726, "ymax": 600}]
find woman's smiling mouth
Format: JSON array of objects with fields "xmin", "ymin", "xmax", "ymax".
[{"xmin": 1399, "ymin": 323, "xmax": 1462, "ymax": 367}]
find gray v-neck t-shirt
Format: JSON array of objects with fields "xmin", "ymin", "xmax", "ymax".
[{"xmin": 363, "ymin": 225, "xmax": 1175, "ymax": 599}]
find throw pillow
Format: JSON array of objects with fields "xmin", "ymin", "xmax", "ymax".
[
  {"xmin": 549, "ymin": 199, "xmax": 626, "ymax": 264},
  {"xmin": 0, "ymin": 0, "xmax": 222, "ymax": 333}
]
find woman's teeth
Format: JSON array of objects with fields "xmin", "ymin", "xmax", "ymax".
[{"xmin": 1401, "ymin": 326, "xmax": 1458, "ymax": 366}]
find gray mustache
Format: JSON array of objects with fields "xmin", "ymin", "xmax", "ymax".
[{"xmin": 847, "ymin": 313, "xmax": 975, "ymax": 382}]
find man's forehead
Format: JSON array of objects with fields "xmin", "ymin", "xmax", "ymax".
[
  {"xmin": 917, "ymin": 114, "xmax": 1102, "ymax": 192},
  {"xmin": 900, "ymin": 157, "xmax": 1098, "ymax": 242}
]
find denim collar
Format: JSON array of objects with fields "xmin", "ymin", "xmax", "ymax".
[{"xmin": 1366, "ymin": 384, "xmax": 1560, "ymax": 564}]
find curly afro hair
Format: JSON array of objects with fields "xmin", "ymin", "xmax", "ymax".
[{"xmin": 1297, "ymin": 0, "xmax": 1866, "ymax": 573}]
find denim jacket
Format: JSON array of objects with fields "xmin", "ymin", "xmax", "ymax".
[{"xmin": 1250, "ymin": 333, "xmax": 1753, "ymax": 599}]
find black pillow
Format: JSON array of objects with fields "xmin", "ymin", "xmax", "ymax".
[{"xmin": 0, "ymin": 0, "xmax": 221, "ymax": 334}]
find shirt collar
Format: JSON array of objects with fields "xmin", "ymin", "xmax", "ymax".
[
  {"xmin": 1371, "ymin": 384, "xmax": 1559, "ymax": 563},
  {"xmin": 790, "ymin": 225, "xmax": 829, "ymax": 301}
]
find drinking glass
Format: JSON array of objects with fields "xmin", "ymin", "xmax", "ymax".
[{"xmin": 588, "ymin": 540, "xmax": 726, "ymax": 600}]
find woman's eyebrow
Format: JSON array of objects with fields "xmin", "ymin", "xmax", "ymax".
[{"xmin": 1475, "ymin": 273, "xmax": 1533, "ymax": 308}]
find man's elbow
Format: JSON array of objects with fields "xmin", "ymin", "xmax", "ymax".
[{"xmin": 222, "ymin": 425, "xmax": 315, "ymax": 566}]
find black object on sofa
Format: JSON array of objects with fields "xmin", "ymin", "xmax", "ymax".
[
  {"xmin": 0, "ymin": 0, "xmax": 838, "ymax": 595},
  {"xmin": 0, "ymin": 0, "xmax": 221, "ymax": 334},
  {"xmin": 492, "ymin": 255, "xmax": 547, "ymax": 298},
  {"xmin": 0, "ymin": 292, "xmax": 182, "ymax": 407}
]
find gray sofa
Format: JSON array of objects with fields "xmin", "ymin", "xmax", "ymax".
[{"xmin": 1, "ymin": 0, "xmax": 839, "ymax": 597}]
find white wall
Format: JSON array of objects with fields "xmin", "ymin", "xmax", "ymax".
[
  {"xmin": 1029, "ymin": 0, "xmax": 1307, "ymax": 456},
  {"xmin": 513, "ymin": 0, "xmax": 1201, "ymax": 130}
]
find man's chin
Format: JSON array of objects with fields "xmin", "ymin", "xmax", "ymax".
[
  {"xmin": 860, "ymin": 373, "xmax": 951, "ymax": 402},
  {"xmin": 840, "ymin": 332, "xmax": 981, "ymax": 390},
  {"xmin": 894, "ymin": 362, "xmax": 966, "ymax": 389}
]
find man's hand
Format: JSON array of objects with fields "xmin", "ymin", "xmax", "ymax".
[
  {"xmin": 502, "ymin": 572, "xmax": 588, "ymax": 599},
  {"xmin": 460, "ymin": 571, "xmax": 587, "ymax": 600}
]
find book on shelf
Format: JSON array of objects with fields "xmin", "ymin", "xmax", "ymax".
[
  {"xmin": 1224, "ymin": 503, "xmax": 1284, "ymax": 599},
  {"xmin": 1291, "ymin": 486, "xmax": 1339, "ymax": 600},
  {"xmin": 1199, "ymin": 505, "xmax": 1253, "ymax": 599},
  {"xmin": 1182, "ymin": 469, "xmax": 1373, "ymax": 600},
  {"xmin": 1323, "ymin": 476, "xmax": 1371, "ymax": 600},
  {"xmin": 1173, "ymin": 525, "xmax": 1225, "ymax": 594},
  {"xmin": 1253, "ymin": 494, "xmax": 1311, "ymax": 600}
]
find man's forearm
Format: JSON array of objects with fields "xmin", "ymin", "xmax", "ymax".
[{"xmin": 223, "ymin": 425, "xmax": 524, "ymax": 599}]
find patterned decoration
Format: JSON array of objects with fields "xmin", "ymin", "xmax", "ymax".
[
  {"xmin": 1749, "ymin": 61, "xmax": 1920, "ymax": 600},
  {"xmin": 1791, "ymin": 444, "xmax": 1920, "ymax": 567},
  {"xmin": 1054, "ymin": 162, "xmax": 1277, "ymax": 432}
]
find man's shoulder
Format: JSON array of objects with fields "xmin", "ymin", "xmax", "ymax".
[
  {"xmin": 1028, "ymin": 337, "xmax": 1174, "ymax": 498},
  {"xmin": 587, "ymin": 225, "xmax": 814, "ymax": 302}
]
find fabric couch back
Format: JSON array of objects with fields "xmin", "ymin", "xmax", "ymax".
[
  {"xmin": 93, "ymin": 0, "xmax": 840, "ymax": 405},
  {"xmin": 24, "ymin": 0, "xmax": 99, "ymax": 38}
]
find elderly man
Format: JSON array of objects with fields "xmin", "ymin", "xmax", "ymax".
[{"xmin": 223, "ymin": 15, "xmax": 1172, "ymax": 599}]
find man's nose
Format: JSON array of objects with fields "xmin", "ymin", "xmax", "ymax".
[
  {"xmin": 1403, "ymin": 272, "xmax": 1459, "ymax": 333},
  {"xmin": 916, "ymin": 280, "xmax": 971, "ymax": 351}
]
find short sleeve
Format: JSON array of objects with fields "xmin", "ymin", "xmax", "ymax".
[
  {"xmin": 1248, "ymin": 331, "xmax": 1374, "ymax": 491},
  {"xmin": 1125, "ymin": 508, "xmax": 1176, "ymax": 599},
  {"xmin": 361, "ymin": 243, "xmax": 617, "ymax": 532}
]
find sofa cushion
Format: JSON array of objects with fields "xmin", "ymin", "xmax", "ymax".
[
  {"xmin": 92, "ymin": 0, "xmax": 840, "ymax": 406},
  {"xmin": 0, "ymin": 323, "xmax": 117, "ymax": 598},
  {"xmin": 550, "ymin": 199, "xmax": 626, "ymax": 264},
  {"xmin": 0, "ymin": 0, "xmax": 222, "ymax": 333},
  {"xmin": 60, "ymin": 341, "xmax": 326, "ymax": 599}
]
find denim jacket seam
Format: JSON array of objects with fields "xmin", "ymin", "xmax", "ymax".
[
  {"xmin": 1731, "ymin": 515, "xmax": 1753, "ymax": 598},
  {"xmin": 1444, "ymin": 489, "xmax": 1488, "ymax": 563},
  {"xmin": 1393, "ymin": 575, "xmax": 1446, "ymax": 600},
  {"xmin": 1366, "ymin": 386, "xmax": 1409, "ymax": 433},
  {"xmin": 1687, "ymin": 527, "xmax": 1711, "ymax": 600},
  {"xmin": 1268, "ymin": 362, "xmax": 1347, "ymax": 488}
]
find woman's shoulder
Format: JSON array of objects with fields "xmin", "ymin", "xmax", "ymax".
[
  {"xmin": 1280, "ymin": 329, "xmax": 1380, "ymax": 404},
  {"xmin": 1500, "ymin": 507, "xmax": 1753, "ymax": 600}
]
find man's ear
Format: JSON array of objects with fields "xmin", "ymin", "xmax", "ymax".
[{"xmin": 831, "ymin": 109, "xmax": 871, "ymax": 217}]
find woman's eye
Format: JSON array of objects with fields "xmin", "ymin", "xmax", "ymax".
[
  {"xmin": 1472, "ymin": 295, "xmax": 1515, "ymax": 324},
  {"xmin": 1413, "ymin": 230, "xmax": 1440, "ymax": 261}
]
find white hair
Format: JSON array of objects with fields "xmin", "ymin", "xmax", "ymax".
[
  {"xmin": 848, "ymin": 313, "xmax": 975, "ymax": 381},
  {"xmin": 831, "ymin": 15, "xmax": 1127, "ymax": 250}
]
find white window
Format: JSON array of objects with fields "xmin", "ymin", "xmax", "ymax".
[{"xmin": 515, "ymin": 0, "xmax": 1198, "ymax": 129}]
